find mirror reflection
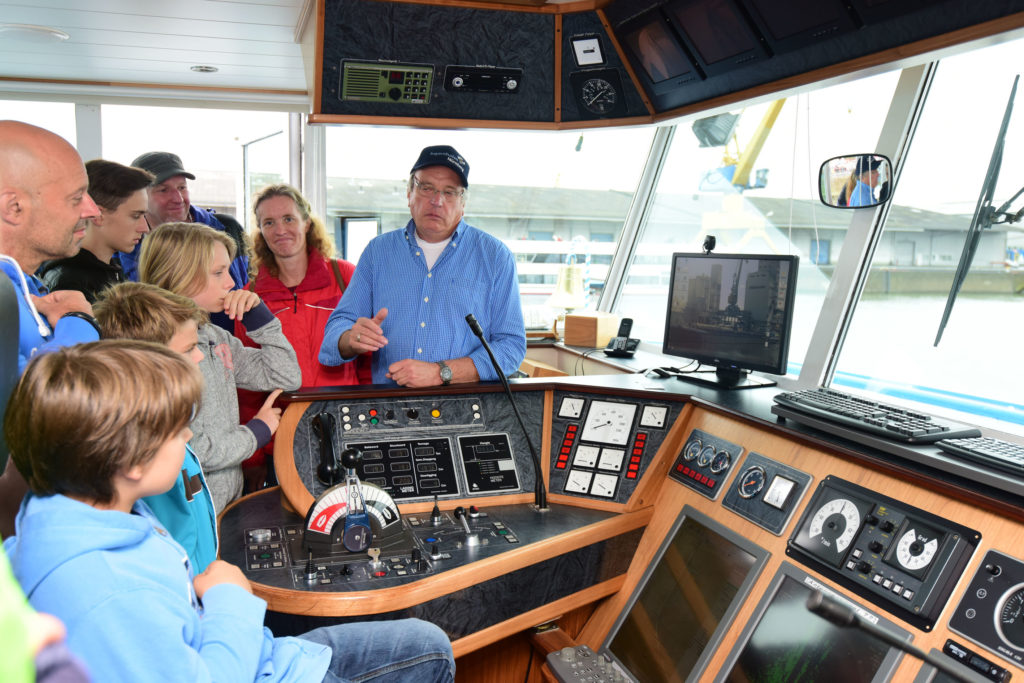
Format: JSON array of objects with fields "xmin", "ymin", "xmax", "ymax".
[{"xmin": 819, "ymin": 154, "xmax": 893, "ymax": 208}]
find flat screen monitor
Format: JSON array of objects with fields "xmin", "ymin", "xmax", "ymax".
[
  {"xmin": 664, "ymin": 0, "xmax": 768, "ymax": 77},
  {"xmin": 662, "ymin": 252, "xmax": 798, "ymax": 389},
  {"xmin": 736, "ymin": 0, "xmax": 857, "ymax": 55},
  {"xmin": 715, "ymin": 562, "xmax": 911, "ymax": 683},
  {"xmin": 618, "ymin": 10, "xmax": 701, "ymax": 95},
  {"xmin": 601, "ymin": 506, "xmax": 769, "ymax": 682}
]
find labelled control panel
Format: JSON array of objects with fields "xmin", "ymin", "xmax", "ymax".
[
  {"xmin": 341, "ymin": 60, "xmax": 433, "ymax": 104},
  {"xmin": 950, "ymin": 549, "xmax": 1024, "ymax": 672},
  {"xmin": 722, "ymin": 451, "xmax": 811, "ymax": 535},
  {"xmin": 342, "ymin": 437, "xmax": 460, "ymax": 500},
  {"xmin": 550, "ymin": 392, "xmax": 682, "ymax": 503},
  {"xmin": 336, "ymin": 396, "xmax": 483, "ymax": 434},
  {"xmin": 443, "ymin": 65, "xmax": 521, "ymax": 93},
  {"xmin": 669, "ymin": 429, "xmax": 743, "ymax": 500},
  {"xmin": 788, "ymin": 476, "xmax": 980, "ymax": 630}
]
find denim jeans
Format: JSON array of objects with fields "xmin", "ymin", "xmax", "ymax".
[{"xmin": 299, "ymin": 618, "xmax": 454, "ymax": 683}]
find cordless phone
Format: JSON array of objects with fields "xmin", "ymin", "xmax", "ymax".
[{"xmin": 604, "ymin": 318, "xmax": 638, "ymax": 358}]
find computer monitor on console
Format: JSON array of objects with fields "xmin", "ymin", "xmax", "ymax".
[
  {"xmin": 600, "ymin": 506, "xmax": 769, "ymax": 681},
  {"xmin": 662, "ymin": 251, "xmax": 798, "ymax": 390}
]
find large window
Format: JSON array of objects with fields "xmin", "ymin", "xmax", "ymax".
[
  {"xmin": 613, "ymin": 73, "xmax": 899, "ymax": 377},
  {"xmin": 833, "ymin": 39, "xmax": 1024, "ymax": 429},
  {"xmin": 101, "ymin": 105, "xmax": 290, "ymax": 226},
  {"xmin": 2, "ymin": 100, "xmax": 76, "ymax": 146},
  {"xmin": 324, "ymin": 126, "xmax": 657, "ymax": 324}
]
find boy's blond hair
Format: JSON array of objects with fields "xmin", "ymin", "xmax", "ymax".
[
  {"xmin": 94, "ymin": 281, "xmax": 208, "ymax": 343},
  {"xmin": 139, "ymin": 222, "xmax": 236, "ymax": 298},
  {"xmin": 5, "ymin": 341, "xmax": 203, "ymax": 504}
]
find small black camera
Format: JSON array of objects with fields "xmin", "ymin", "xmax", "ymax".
[{"xmin": 703, "ymin": 235, "xmax": 716, "ymax": 254}]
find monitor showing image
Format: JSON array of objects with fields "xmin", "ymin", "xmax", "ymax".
[
  {"xmin": 602, "ymin": 506, "xmax": 769, "ymax": 682},
  {"xmin": 715, "ymin": 562, "xmax": 910, "ymax": 683},
  {"xmin": 662, "ymin": 252, "xmax": 798, "ymax": 389}
]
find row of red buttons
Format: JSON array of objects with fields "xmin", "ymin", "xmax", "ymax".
[
  {"xmin": 676, "ymin": 464, "xmax": 717, "ymax": 489},
  {"xmin": 555, "ymin": 424, "xmax": 578, "ymax": 469}
]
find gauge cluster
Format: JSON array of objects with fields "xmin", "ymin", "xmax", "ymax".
[
  {"xmin": 550, "ymin": 392, "xmax": 682, "ymax": 503},
  {"xmin": 951, "ymin": 550, "xmax": 1024, "ymax": 671},
  {"xmin": 788, "ymin": 476, "xmax": 980, "ymax": 631},
  {"xmin": 669, "ymin": 429, "xmax": 744, "ymax": 500},
  {"xmin": 722, "ymin": 451, "xmax": 811, "ymax": 536}
]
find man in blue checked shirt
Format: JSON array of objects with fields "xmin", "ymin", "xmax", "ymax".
[{"xmin": 319, "ymin": 145, "xmax": 526, "ymax": 387}]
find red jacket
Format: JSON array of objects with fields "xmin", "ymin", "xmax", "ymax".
[{"xmin": 236, "ymin": 250, "xmax": 371, "ymax": 467}]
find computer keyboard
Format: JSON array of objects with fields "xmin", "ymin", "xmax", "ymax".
[
  {"xmin": 772, "ymin": 387, "xmax": 982, "ymax": 444},
  {"xmin": 936, "ymin": 437, "xmax": 1024, "ymax": 477}
]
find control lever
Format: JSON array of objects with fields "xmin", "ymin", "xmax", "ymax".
[
  {"xmin": 430, "ymin": 493, "xmax": 443, "ymax": 526},
  {"xmin": 453, "ymin": 506, "xmax": 479, "ymax": 546},
  {"xmin": 340, "ymin": 448, "xmax": 372, "ymax": 552},
  {"xmin": 303, "ymin": 551, "xmax": 317, "ymax": 583},
  {"xmin": 312, "ymin": 412, "xmax": 339, "ymax": 486}
]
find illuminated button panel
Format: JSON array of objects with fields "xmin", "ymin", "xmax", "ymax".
[
  {"xmin": 245, "ymin": 527, "xmax": 287, "ymax": 570},
  {"xmin": 334, "ymin": 397, "xmax": 484, "ymax": 433},
  {"xmin": 669, "ymin": 428, "xmax": 743, "ymax": 500},
  {"xmin": 550, "ymin": 392, "xmax": 681, "ymax": 503}
]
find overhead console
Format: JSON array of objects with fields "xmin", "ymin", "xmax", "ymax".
[{"xmin": 312, "ymin": 0, "xmax": 1024, "ymax": 126}]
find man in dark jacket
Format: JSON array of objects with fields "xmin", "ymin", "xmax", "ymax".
[
  {"xmin": 39, "ymin": 159, "xmax": 153, "ymax": 303},
  {"xmin": 125, "ymin": 151, "xmax": 249, "ymax": 330}
]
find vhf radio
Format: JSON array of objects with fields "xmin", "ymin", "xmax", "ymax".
[{"xmin": 604, "ymin": 318, "xmax": 638, "ymax": 358}]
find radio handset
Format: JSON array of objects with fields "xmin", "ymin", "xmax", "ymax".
[
  {"xmin": 604, "ymin": 317, "xmax": 638, "ymax": 358},
  {"xmin": 312, "ymin": 412, "xmax": 339, "ymax": 486}
]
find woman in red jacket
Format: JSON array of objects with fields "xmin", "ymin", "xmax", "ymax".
[{"xmin": 236, "ymin": 184, "xmax": 370, "ymax": 491}]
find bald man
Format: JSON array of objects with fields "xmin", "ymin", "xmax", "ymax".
[
  {"xmin": 0, "ymin": 121, "xmax": 102, "ymax": 371},
  {"xmin": 0, "ymin": 120, "xmax": 101, "ymax": 537}
]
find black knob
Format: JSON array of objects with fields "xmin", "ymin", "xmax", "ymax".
[
  {"xmin": 388, "ymin": 87, "xmax": 401, "ymax": 100},
  {"xmin": 341, "ymin": 447, "xmax": 361, "ymax": 470},
  {"xmin": 880, "ymin": 520, "xmax": 895, "ymax": 533},
  {"xmin": 407, "ymin": 409, "xmax": 419, "ymax": 419},
  {"xmin": 453, "ymin": 506, "xmax": 466, "ymax": 519},
  {"xmin": 868, "ymin": 541, "xmax": 883, "ymax": 553},
  {"xmin": 469, "ymin": 505, "xmax": 480, "ymax": 518},
  {"xmin": 340, "ymin": 563, "xmax": 352, "ymax": 576},
  {"xmin": 411, "ymin": 548, "xmax": 422, "ymax": 563},
  {"xmin": 865, "ymin": 514, "xmax": 879, "ymax": 526},
  {"xmin": 430, "ymin": 494, "xmax": 442, "ymax": 523},
  {"xmin": 986, "ymin": 563, "xmax": 1002, "ymax": 576},
  {"xmin": 857, "ymin": 561, "xmax": 872, "ymax": 573},
  {"xmin": 385, "ymin": 410, "xmax": 395, "ymax": 420}
]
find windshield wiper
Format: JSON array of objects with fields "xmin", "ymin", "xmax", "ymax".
[{"xmin": 935, "ymin": 75, "xmax": 1020, "ymax": 346}]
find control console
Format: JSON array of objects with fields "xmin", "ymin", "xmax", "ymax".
[{"xmin": 787, "ymin": 476, "xmax": 980, "ymax": 630}]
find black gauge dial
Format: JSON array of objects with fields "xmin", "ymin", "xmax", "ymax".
[
  {"xmin": 998, "ymin": 585, "xmax": 1024, "ymax": 650},
  {"xmin": 710, "ymin": 450, "xmax": 732, "ymax": 474},
  {"xmin": 580, "ymin": 77, "xmax": 618, "ymax": 115},
  {"xmin": 738, "ymin": 465, "xmax": 766, "ymax": 498},
  {"xmin": 697, "ymin": 444, "xmax": 715, "ymax": 468},
  {"xmin": 683, "ymin": 439, "xmax": 702, "ymax": 461}
]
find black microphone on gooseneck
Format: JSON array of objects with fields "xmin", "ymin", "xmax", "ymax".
[
  {"xmin": 465, "ymin": 313, "xmax": 548, "ymax": 511},
  {"xmin": 806, "ymin": 591, "xmax": 975, "ymax": 682}
]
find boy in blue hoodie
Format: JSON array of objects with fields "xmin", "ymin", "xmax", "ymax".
[{"xmin": 3, "ymin": 341, "xmax": 454, "ymax": 683}]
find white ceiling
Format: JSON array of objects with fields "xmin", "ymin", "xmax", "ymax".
[{"xmin": 0, "ymin": 0, "xmax": 311, "ymax": 95}]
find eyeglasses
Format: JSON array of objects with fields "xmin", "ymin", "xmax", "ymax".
[{"xmin": 412, "ymin": 176, "xmax": 464, "ymax": 202}]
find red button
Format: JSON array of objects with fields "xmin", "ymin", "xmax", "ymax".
[
  {"xmin": 633, "ymin": 448, "xmax": 643, "ymax": 456},
  {"xmin": 567, "ymin": 425, "xmax": 577, "ymax": 432},
  {"xmin": 636, "ymin": 433, "xmax": 646, "ymax": 441},
  {"xmin": 708, "ymin": 479, "xmax": 716, "ymax": 488},
  {"xmin": 676, "ymin": 464, "xmax": 683, "ymax": 472},
  {"xmin": 556, "ymin": 461, "xmax": 567, "ymax": 469},
  {"xmin": 560, "ymin": 446, "xmax": 570, "ymax": 454},
  {"xmin": 626, "ymin": 472, "xmax": 637, "ymax": 479},
  {"xmin": 369, "ymin": 409, "xmax": 377, "ymax": 417}
]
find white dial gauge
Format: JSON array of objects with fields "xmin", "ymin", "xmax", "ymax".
[
  {"xmin": 895, "ymin": 527, "xmax": 939, "ymax": 572},
  {"xmin": 305, "ymin": 481, "xmax": 400, "ymax": 536},
  {"xmin": 565, "ymin": 469, "xmax": 593, "ymax": 494},
  {"xmin": 598, "ymin": 448, "xmax": 625, "ymax": 472},
  {"xmin": 639, "ymin": 405, "xmax": 668, "ymax": 429},
  {"xmin": 573, "ymin": 444, "xmax": 600, "ymax": 468},
  {"xmin": 591, "ymin": 473, "xmax": 618, "ymax": 498},
  {"xmin": 558, "ymin": 396, "xmax": 585, "ymax": 419},
  {"xmin": 580, "ymin": 400, "xmax": 637, "ymax": 446},
  {"xmin": 808, "ymin": 497, "xmax": 861, "ymax": 555}
]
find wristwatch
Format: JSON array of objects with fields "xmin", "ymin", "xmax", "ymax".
[{"xmin": 436, "ymin": 360, "xmax": 452, "ymax": 385}]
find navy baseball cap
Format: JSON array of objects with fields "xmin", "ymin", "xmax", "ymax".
[
  {"xmin": 410, "ymin": 145, "xmax": 469, "ymax": 187},
  {"xmin": 131, "ymin": 151, "xmax": 196, "ymax": 185}
]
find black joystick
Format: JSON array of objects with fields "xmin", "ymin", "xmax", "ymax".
[
  {"xmin": 430, "ymin": 494, "xmax": 442, "ymax": 526},
  {"xmin": 453, "ymin": 506, "xmax": 479, "ymax": 546},
  {"xmin": 341, "ymin": 447, "xmax": 361, "ymax": 470}
]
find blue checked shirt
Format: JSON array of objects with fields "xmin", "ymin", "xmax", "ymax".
[{"xmin": 319, "ymin": 219, "xmax": 526, "ymax": 385}]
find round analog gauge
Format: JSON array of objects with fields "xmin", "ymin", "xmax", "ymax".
[
  {"xmin": 305, "ymin": 481, "xmax": 399, "ymax": 537},
  {"xmin": 808, "ymin": 497, "xmax": 861, "ymax": 555},
  {"xmin": 709, "ymin": 450, "xmax": 732, "ymax": 474},
  {"xmin": 697, "ymin": 444, "xmax": 715, "ymax": 468},
  {"xmin": 639, "ymin": 405, "xmax": 668, "ymax": 429},
  {"xmin": 738, "ymin": 466, "xmax": 766, "ymax": 498},
  {"xmin": 998, "ymin": 585, "xmax": 1024, "ymax": 651},
  {"xmin": 683, "ymin": 439, "xmax": 702, "ymax": 461},
  {"xmin": 580, "ymin": 77, "xmax": 618, "ymax": 116},
  {"xmin": 894, "ymin": 527, "xmax": 939, "ymax": 572},
  {"xmin": 580, "ymin": 400, "xmax": 637, "ymax": 446}
]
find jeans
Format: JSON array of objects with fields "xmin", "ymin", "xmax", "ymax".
[{"xmin": 299, "ymin": 618, "xmax": 454, "ymax": 683}]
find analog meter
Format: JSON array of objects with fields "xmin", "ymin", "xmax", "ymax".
[{"xmin": 580, "ymin": 401, "xmax": 637, "ymax": 446}]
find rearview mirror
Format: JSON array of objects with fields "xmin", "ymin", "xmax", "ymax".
[{"xmin": 819, "ymin": 154, "xmax": 893, "ymax": 208}]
